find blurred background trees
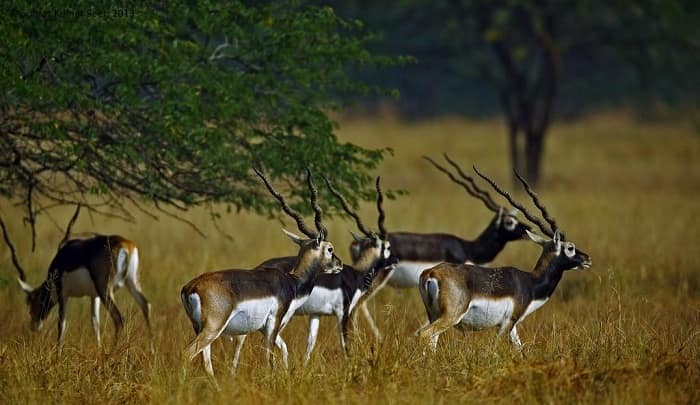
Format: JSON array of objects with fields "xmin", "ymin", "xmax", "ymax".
[{"xmin": 331, "ymin": 0, "xmax": 700, "ymax": 185}]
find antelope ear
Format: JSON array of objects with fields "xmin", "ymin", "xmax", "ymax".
[
  {"xmin": 18, "ymin": 278, "xmax": 33, "ymax": 293},
  {"xmin": 553, "ymin": 230, "xmax": 562, "ymax": 248},
  {"xmin": 508, "ymin": 208, "xmax": 520, "ymax": 217},
  {"xmin": 282, "ymin": 229, "xmax": 305, "ymax": 246},
  {"xmin": 525, "ymin": 230, "xmax": 548, "ymax": 245},
  {"xmin": 350, "ymin": 231, "xmax": 363, "ymax": 242},
  {"xmin": 495, "ymin": 207, "xmax": 504, "ymax": 226}
]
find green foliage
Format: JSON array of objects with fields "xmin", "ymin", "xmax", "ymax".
[{"xmin": 0, "ymin": 1, "xmax": 401, "ymax": 232}]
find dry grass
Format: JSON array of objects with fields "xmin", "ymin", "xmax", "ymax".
[{"xmin": 1, "ymin": 112, "xmax": 699, "ymax": 404}]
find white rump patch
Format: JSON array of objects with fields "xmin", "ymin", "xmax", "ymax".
[
  {"xmin": 62, "ymin": 267, "xmax": 98, "ymax": 298},
  {"xmin": 185, "ymin": 292, "xmax": 202, "ymax": 330},
  {"xmin": 223, "ymin": 297, "xmax": 279, "ymax": 336},
  {"xmin": 115, "ymin": 248, "xmax": 129, "ymax": 288},
  {"xmin": 460, "ymin": 297, "xmax": 515, "ymax": 330},
  {"xmin": 126, "ymin": 247, "xmax": 139, "ymax": 281},
  {"xmin": 388, "ymin": 261, "xmax": 441, "ymax": 289}
]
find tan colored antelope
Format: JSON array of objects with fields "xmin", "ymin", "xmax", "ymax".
[
  {"xmin": 180, "ymin": 168, "xmax": 342, "ymax": 375},
  {"xmin": 254, "ymin": 176, "xmax": 398, "ymax": 364},
  {"xmin": 417, "ymin": 168, "xmax": 592, "ymax": 351},
  {"xmin": 17, "ymin": 234, "xmax": 151, "ymax": 346}
]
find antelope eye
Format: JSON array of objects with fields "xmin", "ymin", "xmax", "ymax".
[{"xmin": 327, "ymin": 246, "xmax": 333, "ymax": 254}]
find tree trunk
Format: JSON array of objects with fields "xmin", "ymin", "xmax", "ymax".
[
  {"xmin": 507, "ymin": 122, "xmax": 524, "ymax": 185},
  {"xmin": 524, "ymin": 130, "xmax": 544, "ymax": 186}
]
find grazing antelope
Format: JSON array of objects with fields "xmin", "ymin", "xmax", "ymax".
[
  {"xmin": 416, "ymin": 168, "xmax": 592, "ymax": 351},
  {"xmin": 180, "ymin": 168, "xmax": 342, "ymax": 375},
  {"xmin": 16, "ymin": 233, "xmax": 152, "ymax": 346},
  {"xmin": 253, "ymin": 176, "xmax": 399, "ymax": 364},
  {"xmin": 380, "ymin": 155, "xmax": 531, "ymax": 289}
]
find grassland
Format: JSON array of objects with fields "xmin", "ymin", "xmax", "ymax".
[{"xmin": 0, "ymin": 113, "xmax": 699, "ymax": 404}]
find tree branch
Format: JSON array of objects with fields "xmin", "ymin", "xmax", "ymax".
[
  {"xmin": 58, "ymin": 204, "xmax": 81, "ymax": 248},
  {"xmin": 0, "ymin": 210, "xmax": 27, "ymax": 281}
]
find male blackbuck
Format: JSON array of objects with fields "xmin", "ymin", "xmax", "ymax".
[
  {"xmin": 382, "ymin": 154, "xmax": 531, "ymax": 289},
  {"xmin": 180, "ymin": 168, "xmax": 342, "ymax": 375},
  {"xmin": 416, "ymin": 168, "xmax": 592, "ymax": 351},
  {"xmin": 252, "ymin": 176, "xmax": 398, "ymax": 364},
  {"xmin": 15, "ymin": 231, "xmax": 151, "ymax": 346}
]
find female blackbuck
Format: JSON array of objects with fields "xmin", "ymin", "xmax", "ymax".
[
  {"xmin": 417, "ymin": 168, "xmax": 592, "ymax": 351},
  {"xmin": 253, "ymin": 176, "xmax": 398, "ymax": 364},
  {"xmin": 180, "ymin": 168, "xmax": 342, "ymax": 375},
  {"xmin": 15, "ymin": 232, "xmax": 151, "ymax": 346},
  {"xmin": 383, "ymin": 154, "xmax": 531, "ymax": 289}
]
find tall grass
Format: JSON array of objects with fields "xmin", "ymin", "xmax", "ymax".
[{"xmin": 1, "ymin": 113, "xmax": 698, "ymax": 404}]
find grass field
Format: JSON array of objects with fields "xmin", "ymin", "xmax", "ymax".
[{"xmin": 1, "ymin": 113, "xmax": 699, "ymax": 404}]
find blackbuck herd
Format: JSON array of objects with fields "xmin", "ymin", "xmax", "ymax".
[{"xmin": 9, "ymin": 155, "xmax": 592, "ymax": 377}]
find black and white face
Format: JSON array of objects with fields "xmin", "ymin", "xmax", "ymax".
[
  {"xmin": 558, "ymin": 240, "xmax": 592, "ymax": 270},
  {"xmin": 495, "ymin": 209, "xmax": 531, "ymax": 241},
  {"xmin": 349, "ymin": 234, "xmax": 398, "ymax": 268},
  {"xmin": 23, "ymin": 285, "xmax": 52, "ymax": 331},
  {"xmin": 527, "ymin": 230, "xmax": 592, "ymax": 270}
]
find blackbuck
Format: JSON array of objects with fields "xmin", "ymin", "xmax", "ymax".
[
  {"xmin": 253, "ymin": 176, "xmax": 398, "ymax": 364},
  {"xmin": 381, "ymin": 154, "xmax": 531, "ymax": 289},
  {"xmin": 180, "ymin": 168, "xmax": 342, "ymax": 375},
  {"xmin": 416, "ymin": 168, "xmax": 592, "ymax": 351},
  {"xmin": 15, "ymin": 231, "xmax": 151, "ymax": 346}
]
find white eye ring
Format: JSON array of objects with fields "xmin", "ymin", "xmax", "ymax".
[{"xmin": 565, "ymin": 245, "xmax": 575, "ymax": 257}]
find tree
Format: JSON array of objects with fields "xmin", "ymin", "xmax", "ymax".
[
  {"xmin": 328, "ymin": 0, "xmax": 700, "ymax": 186},
  {"xmin": 441, "ymin": 0, "xmax": 700, "ymax": 185},
  {"xmin": 0, "ymin": 0, "xmax": 405, "ymax": 274}
]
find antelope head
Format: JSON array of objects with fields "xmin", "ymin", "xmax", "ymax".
[
  {"xmin": 526, "ymin": 230, "xmax": 592, "ymax": 271},
  {"xmin": 474, "ymin": 167, "xmax": 592, "ymax": 272},
  {"xmin": 324, "ymin": 176, "xmax": 398, "ymax": 269},
  {"xmin": 255, "ymin": 167, "xmax": 342, "ymax": 275},
  {"xmin": 18, "ymin": 278, "xmax": 54, "ymax": 331}
]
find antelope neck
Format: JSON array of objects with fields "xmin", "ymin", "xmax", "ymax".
[
  {"xmin": 465, "ymin": 223, "xmax": 507, "ymax": 264},
  {"xmin": 36, "ymin": 281, "xmax": 58, "ymax": 317},
  {"xmin": 352, "ymin": 254, "xmax": 380, "ymax": 274},
  {"xmin": 530, "ymin": 254, "xmax": 566, "ymax": 301},
  {"xmin": 356, "ymin": 257, "xmax": 385, "ymax": 292},
  {"xmin": 290, "ymin": 258, "xmax": 324, "ymax": 297}
]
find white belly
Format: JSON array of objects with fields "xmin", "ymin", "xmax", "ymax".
[
  {"xmin": 388, "ymin": 261, "xmax": 441, "ymax": 288},
  {"xmin": 223, "ymin": 297, "xmax": 279, "ymax": 336},
  {"xmin": 61, "ymin": 267, "xmax": 98, "ymax": 297},
  {"xmin": 460, "ymin": 298, "xmax": 515, "ymax": 330},
  {"xmin": 297, "ymin": 287, "xmax": 342, "ymax": 316}
]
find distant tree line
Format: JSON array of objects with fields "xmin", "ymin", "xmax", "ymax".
[{"xmin": 327, "ymin": 0, "xmax": 700, "ymax": 185}]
